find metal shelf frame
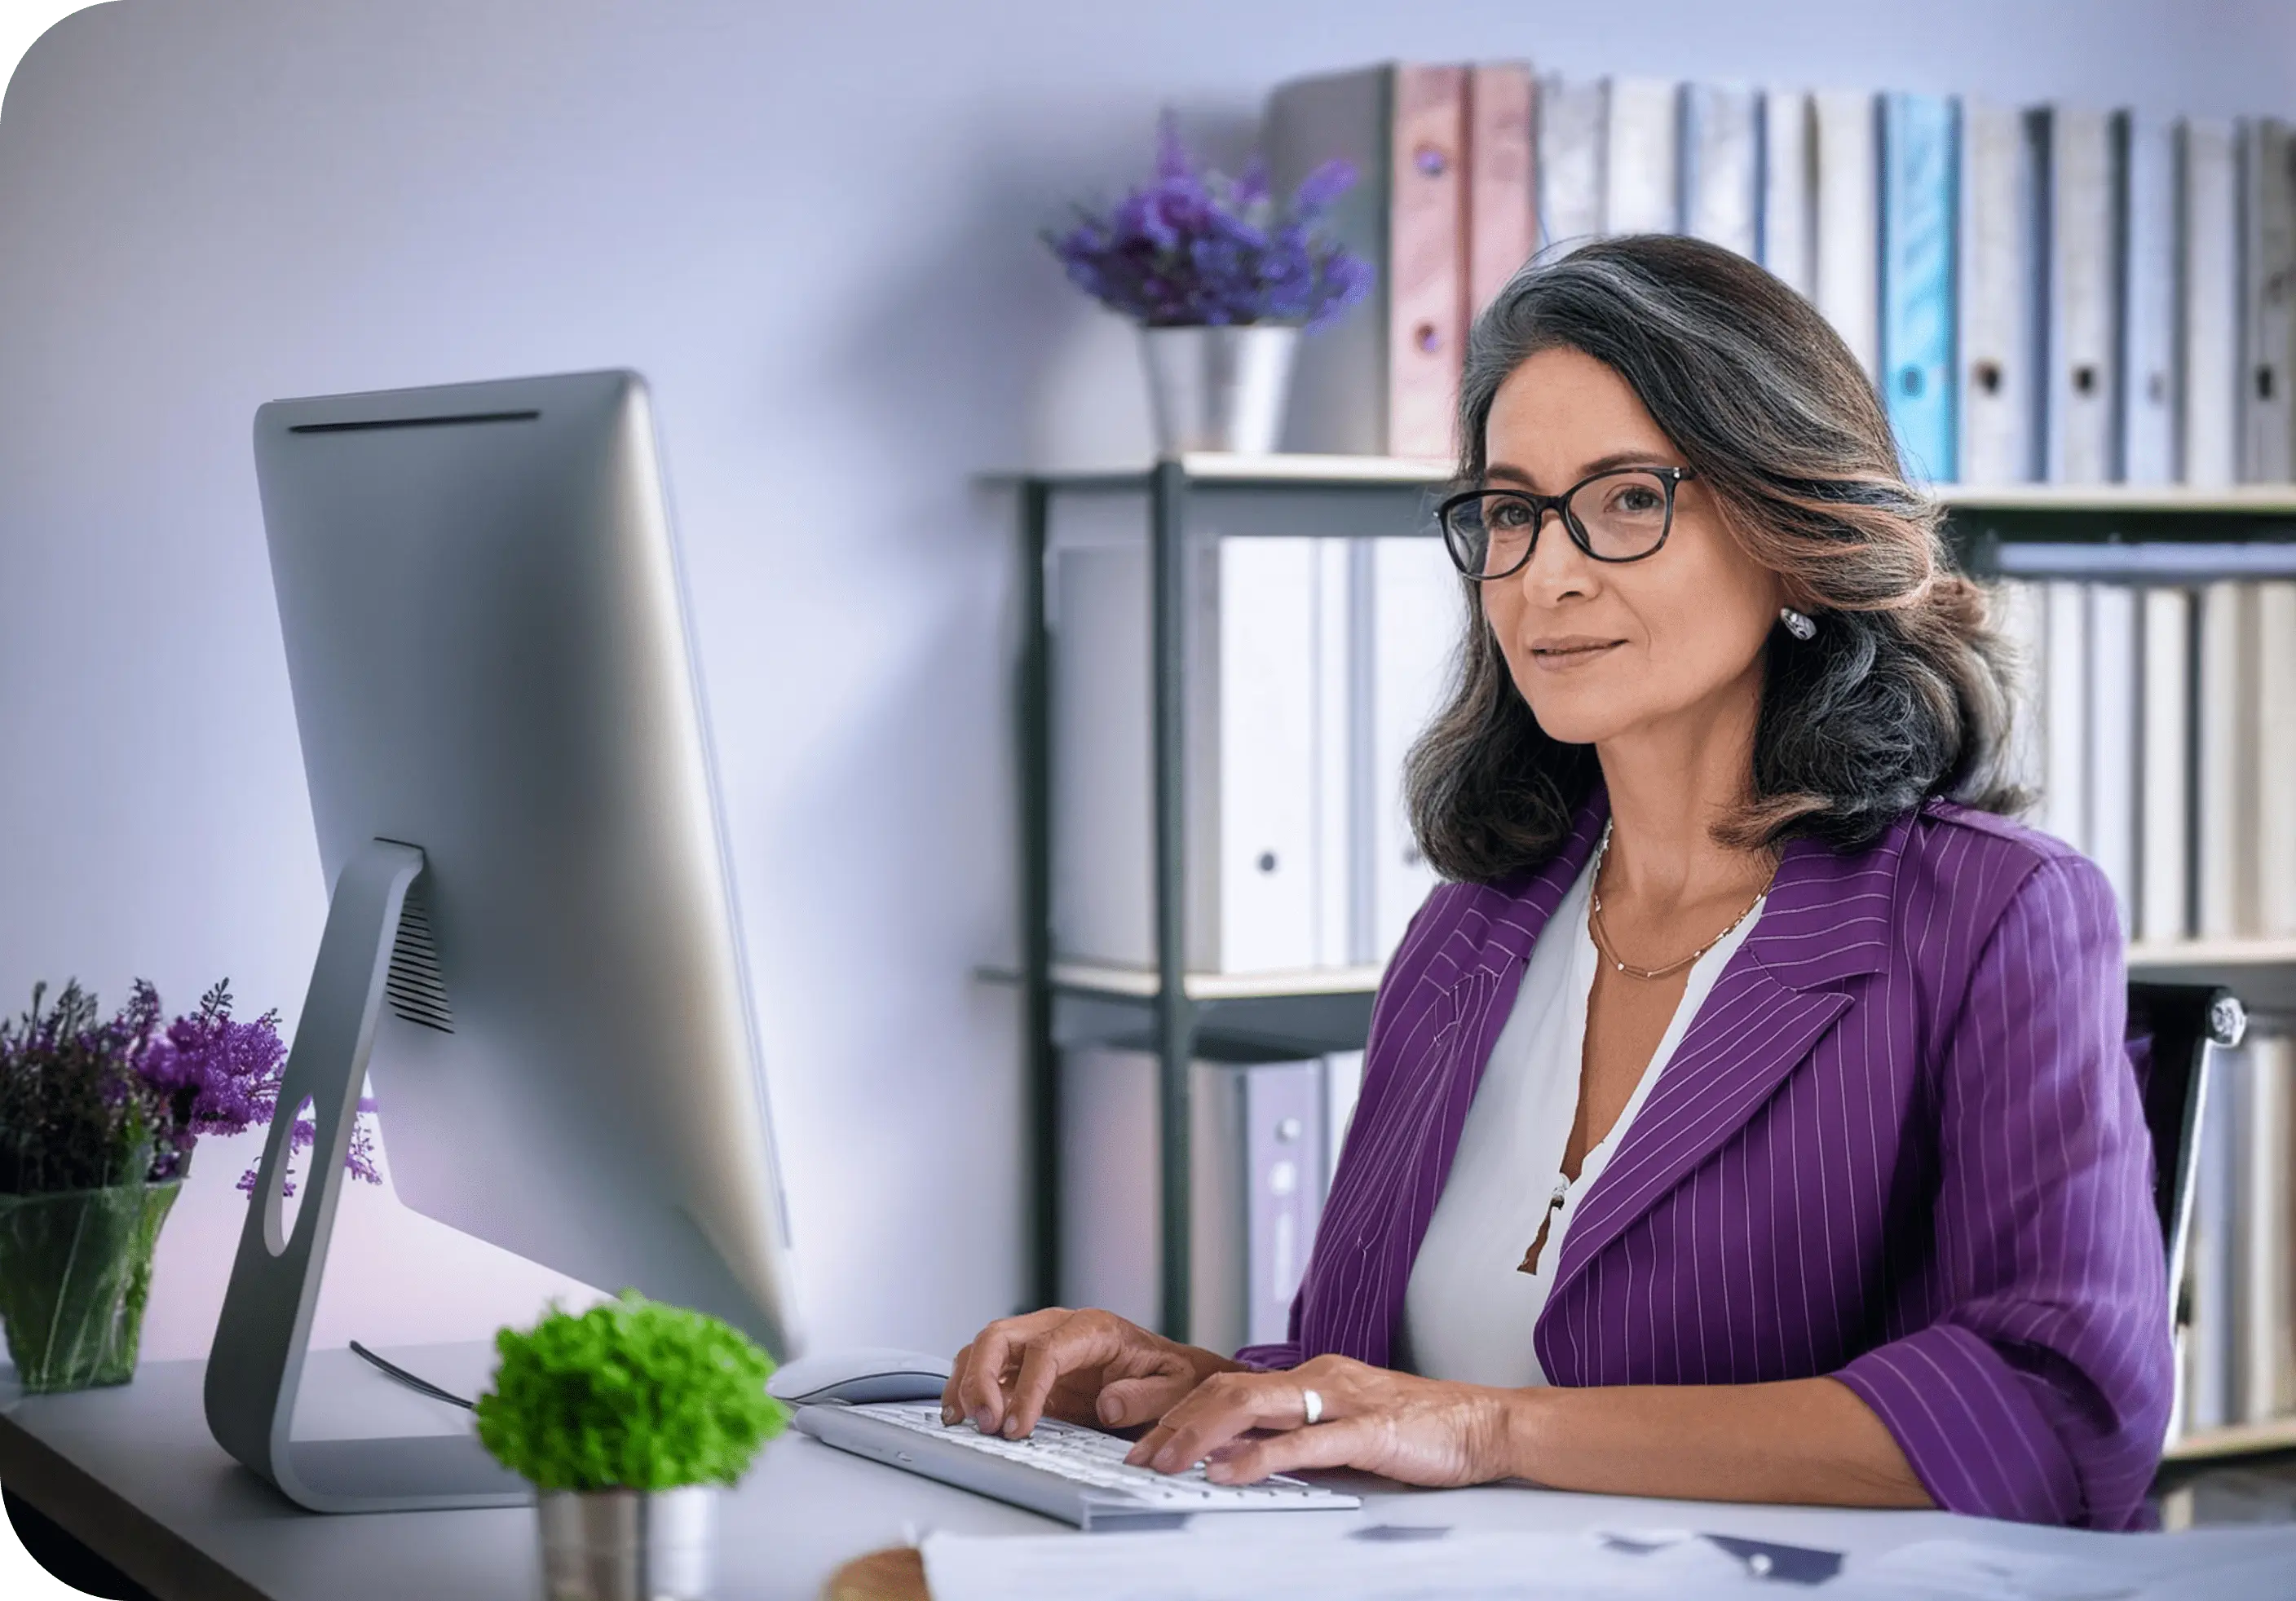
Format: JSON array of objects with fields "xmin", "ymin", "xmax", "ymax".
[
  {"xmin": 1018, "ymin": 460, "xmax": 1437, "ymax": 1339},
  {"xmin": 1011, "ymin": 456, "xmax": 2296, "ymax": 1342}
]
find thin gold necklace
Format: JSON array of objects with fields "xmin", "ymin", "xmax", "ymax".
[{"xmin": 1585, "ymin": 818, "xmax": 1778, "ymax": 981}]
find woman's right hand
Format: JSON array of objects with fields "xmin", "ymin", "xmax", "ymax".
[{"xmin": 940, "ymin": 1307, "xmax": 1241, "ymax": 1440}]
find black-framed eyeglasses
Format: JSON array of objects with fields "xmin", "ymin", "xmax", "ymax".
[{"xmin": 1436, "ymin": 465, "xmax": 1696, "ymax": 580}]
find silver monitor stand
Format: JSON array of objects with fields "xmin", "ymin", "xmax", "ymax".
[{"xmin": 205, "ymin": 841, "xmax": 528, "ymax": 1511}]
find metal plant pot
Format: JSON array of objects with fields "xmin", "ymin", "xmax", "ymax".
[
  {"xmin": 1137, "ymin": 324, "xmax": 1300, "ymax": 454},
  {"xmin": 536, "ymin": 1484, "xmax": 718, "ymax": 1601}
]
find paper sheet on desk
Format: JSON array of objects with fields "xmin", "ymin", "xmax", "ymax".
[
  {"xmin": 921, "ymin": 1522, "xmax": 2296, "ymax": 1601},
  {"xmin": 923, "ymin": 1527, "xmax": 1791, "ymax": 1600},
  {"xmin": 1867, "ymin": 1527, "xmax": 2296, "ymax": 1600}
]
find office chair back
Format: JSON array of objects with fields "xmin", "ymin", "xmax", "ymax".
[{"xmin": 2125, "ymin": 981, "xmax": 2246, "ymax": 1324}]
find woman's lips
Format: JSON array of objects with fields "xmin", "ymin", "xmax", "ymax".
[{"xmin": 1527, "ymin": 639, "xmax": 1623, "ymax": 669}]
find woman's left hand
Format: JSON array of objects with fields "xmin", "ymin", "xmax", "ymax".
[{"xmin": 1124, "ymin": 1354, "xmax": 1518, "ymax": 1489}]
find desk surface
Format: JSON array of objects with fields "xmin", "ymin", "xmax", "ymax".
[{"xmin": 2, "ymin": 1345, "xmax": 2291, "ymax": 1601}]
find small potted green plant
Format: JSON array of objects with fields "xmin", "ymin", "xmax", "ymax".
[{"xmin": 475, "ymin": 1291, "xmax": 788, "ymax": 1601}]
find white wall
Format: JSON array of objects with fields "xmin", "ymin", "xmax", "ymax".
[{"xmin": 1, "ymin": 0, "xmax": 2289, "ymax": 1367}]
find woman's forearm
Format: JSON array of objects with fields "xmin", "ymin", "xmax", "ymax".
[{"xmin": 1499, "ymin": 1377, "xmax": 1932, "ymax": 1508}]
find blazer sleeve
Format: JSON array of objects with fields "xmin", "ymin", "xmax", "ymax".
[
  {"xmin": 1833, "ymin": 853, "xmax": 2173, "ymax": 1529},
  {"xmin": 1232, "ymin": 1329, "xmax": 1302, "ymax": 1372}
]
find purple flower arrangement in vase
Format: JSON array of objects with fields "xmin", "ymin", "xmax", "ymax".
[
  {"xmin": 0, "ymin": 977, "xmax": 380, "ymax": 1392},
  {"xmin": 1044, "ymin": 112, "xmax": 1373, "ymax": 454}
]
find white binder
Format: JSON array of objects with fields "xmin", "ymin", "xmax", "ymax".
[
  {"xmin": 1760, "ymin": 90, "xmax": 1815, "ymax": 298},
  {"xmin": 1234, "ymin": 1060, "xmax": 1328, "ymax": 1349},
  {"xmin": 1216, "ymin": 537, "xmax": 1322, "ymax": 973},
  {"xmin": 2254, "ymin": 580, "xmax": 2296, "ymax": 937},
  {"xmin": 1604, "ymin": 77, "xmax": 1679, "ymax": 236},
  {"xmin": 2086, "ymin": 584, "xmax": 2138, "ymax": 934},
  {"xmin": 1811, "ymin": 89, "xmax": 1879, "ymax": 379},
  {"xmin": 2041, "ymin": 579, "xmax": 2089, "ymax": 852},
  {"xmin": 2042, "ymin": 106, "xmax": 2121, "ymax": 483},
  {"xmin": 1536, "ymin": 75, "xmax": 1607, "ymax": 249},
  {"xmin": 1680, "ymin": 83, "xmax": 1760, "ymax": 258},
  {"xmin": 2234, "ymin": 1033, "xmax": 2296, "ymax": 1422},
  {"xmin": 2196, "ymin": 579, "xmax": 2255, "ymax": 938},
  {"xmin": 1313, "ymin": 540, "xmax": 1358, "ymax": 968},
  {"xmin": 2182, "ymin": 119, "xmax": 2242, "ymax": 488},
  {"xmin": 2240, "ymin": 119, "xmax": 2296, "ymax": 483},
  {"xmin": 1958, "ymin": 102, "xmax": 2041, "ymax": 484},
  {"xmin": 2121, "ymin": 112, "xmax": 2179, "ymax": 485},
  {"xmin": 1049, "ymin": 503, "xmax": 1342, "ymax": 976},
  {"xmin": 1370, "ymin": 538, "xmax": 1461, "ymax": 964},
  {"xmin": 1059, "ymin": 1048, "xmax": 1330, "ymax": 1356},
  {"xmin": 1994, "ymin": 578, "xmax": 2047, "ymax": 798},
  {"xmin": 2138, "ymin": 586, "xmax": 2192, "ymax": 944}
]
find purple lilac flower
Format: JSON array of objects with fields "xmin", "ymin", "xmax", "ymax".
[
  {"xmin": 1044, "ymin": 110, "xmax": 1373, "ymax": 329},
  {"xmin": 2, "ymin": 977, "xmax": 382, "ymax": 1196},
  {"xmin": 232, "ymin": 1096, "xmax": 382, "ymax": 1197},
  {"xmin": 135, "ymin": 979, "xmax": 383, "ymax": 1192}
]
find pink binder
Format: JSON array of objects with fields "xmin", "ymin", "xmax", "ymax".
[
  {"xmin": 1465, "ymin": 64, "xmax": 1537, "ymax": 320},
  {"xmin": 1388, "ymin": 64, "xmax": 1469, "ymax": 460}
]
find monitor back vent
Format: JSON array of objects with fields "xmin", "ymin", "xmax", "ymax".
[{"xmin": 385, "ymin": 887, "xmax": 455, "ymax": 1034}]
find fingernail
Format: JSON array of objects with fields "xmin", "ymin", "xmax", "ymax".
[
  {"xmin": 940, "ymin": 1406, "xmax": 956, "ymax": 1426},
  {"xmin": 1097, "ymin": 1396, "xmax": 1120, "ymax": 1424},
  {"xmin": 1002, "ymin": 1416, "xmax": 1023, "ymax": 1437},
  {"xmin": 972, "ymin": 1410, "xmax": 992, "ymax": 1433}
]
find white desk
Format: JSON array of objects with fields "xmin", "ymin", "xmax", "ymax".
[{"xmin": 1, "ymin": 1346, "xmax": 2289, "ymax": 1599}]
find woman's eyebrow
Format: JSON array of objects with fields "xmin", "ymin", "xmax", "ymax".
[{"xmin": 1485, "ymin": 451, "xmax": 1679, "ymax": 490}]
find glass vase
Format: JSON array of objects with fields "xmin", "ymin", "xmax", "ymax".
[{"xmin": 0, "ymin": 1180, "xmax": 183, "ymax": 1393}]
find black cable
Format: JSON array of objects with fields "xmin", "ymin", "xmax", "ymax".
[{"xmin": 348, "ymin": 1339, "xmax": 475, "ymax": 1409}]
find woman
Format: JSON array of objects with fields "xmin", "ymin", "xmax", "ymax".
[{"xmin": 945, "ymin": 234, "xmax": 2170, "ymax": 1530}]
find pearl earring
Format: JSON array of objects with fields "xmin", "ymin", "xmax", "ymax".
[{"xmin": 1779, "ymin": 606, "xmax": 1817, "ymax": 641}]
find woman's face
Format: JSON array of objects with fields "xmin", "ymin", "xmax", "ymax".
[{"xmin": 1476, "ymin": 346, "xmax": 1786, "ymax": 749}]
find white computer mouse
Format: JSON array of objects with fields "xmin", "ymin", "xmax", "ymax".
[{"xmin": 766, "ymin": 1346, "xmax": 955, "ymax": 1406}]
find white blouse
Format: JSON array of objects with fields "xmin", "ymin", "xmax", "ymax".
[{"xmin": 1400, "ymin": 837, "xmax": 1764, "ymax": 1387}]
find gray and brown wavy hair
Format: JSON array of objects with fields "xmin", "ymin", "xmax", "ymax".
[{"xmin": 1405, "ymin": 232, "xmax": 2029, "ymax": 884}]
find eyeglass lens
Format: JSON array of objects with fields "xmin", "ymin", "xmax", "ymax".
[{"xmin": 1442, "ymin": 470, "xmax": 1674, "ymax": 576}]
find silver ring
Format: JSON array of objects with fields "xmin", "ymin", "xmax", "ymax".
[{"xmin": 1300, "ymin": 1387, "xmax": 1322, "ymax": 1427}]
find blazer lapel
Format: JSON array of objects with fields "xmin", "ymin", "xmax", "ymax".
[
  {"xmin": 1543, "ymin": 811, "xmax": 1909, "ymax": 1298},
  {"xmin": 1424, "ymin": 783, "xmax": 1613, "ymax": 1122}
]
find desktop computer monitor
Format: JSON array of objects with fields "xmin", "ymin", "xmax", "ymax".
[{"xmin": 204, "ymin": 369, "xmax": 799, "ymax": 1513}]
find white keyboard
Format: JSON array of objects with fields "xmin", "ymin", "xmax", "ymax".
[{"xmin": 793, "ymin": 1400, "xmax": 1360, "ymax": 1529}]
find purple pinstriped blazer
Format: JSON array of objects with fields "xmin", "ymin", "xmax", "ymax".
[{"xmin": 1236, "ymin": 780, "xmax": 2173, "ymax": 1530}]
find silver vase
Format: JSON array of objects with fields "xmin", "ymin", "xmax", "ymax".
[
  {"xmin": 536, "ymin": 1485, "xmax": 717, "ymax": 1601},
  {"xmin": 1137, "ymin": 324, "xmax": 1300, "ymax": 455}
]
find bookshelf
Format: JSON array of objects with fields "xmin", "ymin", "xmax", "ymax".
[
  {"xmin": 1022, "ymin": 453, "xmax": 2296, "ymax": 501},
  {"xmin": 1007, "ymin": 455, "xmax": 2296, "ymax": 1361}
]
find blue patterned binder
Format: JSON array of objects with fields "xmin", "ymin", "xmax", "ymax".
[{"xmin": 1880, "ymin": 93, "xmax": 1961, "ymax": 482}]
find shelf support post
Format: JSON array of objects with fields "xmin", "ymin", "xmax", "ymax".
[
  {"xmin": 1150, "ymin": 458, "xmax": 1195, "ymax": 1343},
  {"xmin": 1020, "ymin": 479, "xmax": 1060, "ymax": 1313}
]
